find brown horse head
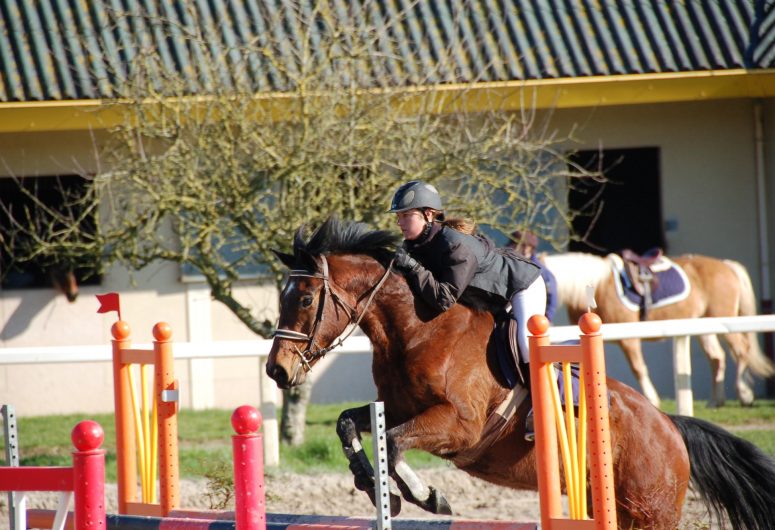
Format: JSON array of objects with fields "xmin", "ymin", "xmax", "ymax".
[{"xmin": 267, "ymin": 218, "xmax": 401, "ymax": 388}]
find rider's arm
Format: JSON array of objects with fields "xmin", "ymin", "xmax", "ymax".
[{"xmin": 404, "ymin": 243, "xmax": 477, "ymax": 312}]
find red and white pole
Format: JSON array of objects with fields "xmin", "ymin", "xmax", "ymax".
[{"xmin": 231, "ymin": 405, "xmax": 266, "ymax": 530}]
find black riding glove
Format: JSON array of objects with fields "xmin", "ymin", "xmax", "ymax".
[{"xmin": 393, "ymin": 247, "xmax": 420, "ymax": 272}]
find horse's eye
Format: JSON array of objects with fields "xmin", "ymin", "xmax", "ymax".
[{"xmin": 300, "ymin": 295, "xmax": 314, "ymax": 308}]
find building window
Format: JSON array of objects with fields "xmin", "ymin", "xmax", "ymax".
[{"xmin": 0, "ymin": 175, "xmax": 100, "ymax": 290}]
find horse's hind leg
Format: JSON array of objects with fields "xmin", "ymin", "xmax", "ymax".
[
  {"xmin": 698, "ymin": 334, "xmax": 728, "ymax": 408},
  {"xmin": 336, "ymin": 405, "xmax": 402, "ymax": 515},
  {"xmin": 619, "ymin": 338, "xmax": 661, "ymax": 408},
  {"xmin": 720, "ymin": 332, "xmax": 756, "ymax": 406}
]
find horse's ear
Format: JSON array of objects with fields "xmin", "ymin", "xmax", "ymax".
[
  {"xmin": 272, "ymin": 250, "xmax": 295, "ymax": 269},
  {"xmin": 296, "ymin": 248, "xmax": 318, "ymax": 273}
]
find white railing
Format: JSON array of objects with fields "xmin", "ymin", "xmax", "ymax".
[
  {"xmin": 550, "ymin": 314, "xmax": 775, "ymax": 416},
  {"xmin": 2, "ymin": 317, "xmax": 774, "ymax": 465}
]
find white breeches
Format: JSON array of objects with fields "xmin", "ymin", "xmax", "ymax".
[{"xmin": 510, "ymin": 275, "xmax": 547, "ymax": 364}]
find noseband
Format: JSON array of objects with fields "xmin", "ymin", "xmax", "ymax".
[{"xmin": 273, "ymin": 255, "xmax": 394, "ymax": 372}]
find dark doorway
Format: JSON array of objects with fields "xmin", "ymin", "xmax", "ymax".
[{"xmin": 568, "ymin": 147, "xmax": 665, "ymax": 256}]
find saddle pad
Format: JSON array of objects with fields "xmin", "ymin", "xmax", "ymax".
[{"xmin": 609, "ymin": 253, "xmax": 691, "ymax": 312}]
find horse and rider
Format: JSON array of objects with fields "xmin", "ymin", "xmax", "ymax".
[{"xmin": 267, "ymin": 181, "xmax": 775, "ymax": 529}]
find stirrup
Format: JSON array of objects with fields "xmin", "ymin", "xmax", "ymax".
[{"xmin": 524, "ymin": 410, "xmax": 535, "ymax": 442}]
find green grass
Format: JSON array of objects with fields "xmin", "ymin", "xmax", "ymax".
[
  {"xmin": 660, "ymin": 398, "xmax": 775, "ymax": 455},
  {"xmin": 6, "ymin": 399, "xmax": 775, "ymax": 481}
]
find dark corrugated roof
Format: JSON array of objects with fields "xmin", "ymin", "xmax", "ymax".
[{"xmin": 1, "ymin": 0, "xmax": 774, "ymax": 103}]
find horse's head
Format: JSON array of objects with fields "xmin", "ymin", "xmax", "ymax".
[
  {"xmin": 49, "ymin": 265, "xmax": 79, "ymax": 303},
  {"xmin": 266, "ymin": 217, "xmax": 399, "ymax": 389}
]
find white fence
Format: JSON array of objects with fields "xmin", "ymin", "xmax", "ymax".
[{"xmin": 1, "ymin": 316, "xmax": 774, "ymax": 466}]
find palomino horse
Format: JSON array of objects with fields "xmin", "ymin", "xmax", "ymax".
[
  {"xmin": 542, "ymin": 252, "xmax": 775, "ymax": 409},
  {"xmin": 267, "ymin": 218, "xmax": 775, "ymax": 530}
]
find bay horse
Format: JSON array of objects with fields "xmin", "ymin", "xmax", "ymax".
[
  {"xmin": 542, "ymin": 252, "xmax": 775, "ymax": 409},
  {"xmin": 266, "ymin": 218, "xmax": 775, "ymax": 530}
]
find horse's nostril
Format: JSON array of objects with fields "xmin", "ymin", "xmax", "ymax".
[{"xmin": 267, "ymin": 363, "xmax": 289, "ymax": 387}]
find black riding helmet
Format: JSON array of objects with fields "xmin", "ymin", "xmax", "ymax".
[{"xmin": 388, "ymin": 180, "xmax": 443, "ymax": 213}]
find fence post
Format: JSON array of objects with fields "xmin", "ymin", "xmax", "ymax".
[
  {"xmin": 231, "ymin": 405, "xmax": 266, "ymax": 530},
  {"xmin": 111, "ymin": 321, "xmax": 136, "ymax": 513},
  {"xmin": 258, "ymin": 357, "xmax": 280, "ymax": 467},
  {"xmin": 154, "ymin": 323, "xmax": 180, "ymax": 515},
  {"xmin": 528, "ymin": 315, "xmax": 562, "ymax": 527},
  {"xmin": 672, "ymin": 336, "xmax": 693, "ymax": 416},
  {"xmin": 579, "ymin": 313, "xmax": 617, "ymax": 529},
  {"xmin": 71, "ymin": 420, "xmax": 106, "ymax": 530}
]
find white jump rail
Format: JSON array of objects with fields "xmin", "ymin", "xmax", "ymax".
[{"xmin": 2, "ymin": 319, "xmax": 774, "ymax": 462}]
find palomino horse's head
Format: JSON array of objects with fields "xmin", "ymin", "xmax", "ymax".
[{"xmin": 266, "ymin": 217, "xmax": 399, "ymax": 389}]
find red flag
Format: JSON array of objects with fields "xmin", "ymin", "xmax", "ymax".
[{"xmin": 96, "ymin": 292, "xmax": 121, "ymax": 320}]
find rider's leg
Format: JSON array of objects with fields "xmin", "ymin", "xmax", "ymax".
[
  {"xmin": 510, "ymin": 275, "xmax": 546, "ymax": 441},
  {"xmin": 511, "ymin": 274, "xmax": 547, "ymax": 364}
]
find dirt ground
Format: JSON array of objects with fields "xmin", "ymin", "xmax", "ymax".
[{"xmin": 1, "ymin": 466, "xmax": 717, "ymax": 529}]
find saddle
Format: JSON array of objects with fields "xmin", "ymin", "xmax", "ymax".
[{"xmin": 621, "ymin": 248, "xmax": 664, "ymax": 320}]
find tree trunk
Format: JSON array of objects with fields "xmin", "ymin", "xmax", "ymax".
[{"xmin": 280, "ymin": 379, "xmax": 312, "ymax": 446}]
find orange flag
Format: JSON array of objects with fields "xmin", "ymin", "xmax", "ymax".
[{"xmin": 96, "ymin": 292, "xmax": 121, "ymax": 320}]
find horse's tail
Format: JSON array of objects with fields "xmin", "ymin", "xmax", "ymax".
[
  {"xmin": 723, "ymin": 259, "xmax": 775, "ymax": 378},
  {"xmin": 670, "ymin": 414, "xmax": 775, "ymax": 530}
]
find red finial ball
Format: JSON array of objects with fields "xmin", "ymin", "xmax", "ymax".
[
  {"xmin": 231, "ymin": 405, "xmax": 262, "ymax": 435},
  {"xmin": 112, "ymin": 320, "xmax": 130, "ymax": 340},
  {"xmin": 153, "ymin": 322, "xmax": 172, "ymax": 341},
  {"xmin": 579, "ymin": 312, "xmax": 602, "ymax": 334},
  {"xmin": 527, "ymin": 314, "xmax": 550, "ymax": 336},
  {"xmin": 72, "ymin": 420, "xmax": 104, "ymax": 451}
]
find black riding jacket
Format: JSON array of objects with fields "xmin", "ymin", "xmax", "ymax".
[{"xmin": 403, "ymin": 224, "xmax": 541, "ymax": 313}]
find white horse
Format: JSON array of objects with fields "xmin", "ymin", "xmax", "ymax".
[{"xmin": 542, "ymin": 252, "xmax": 774, "ymax": 408}]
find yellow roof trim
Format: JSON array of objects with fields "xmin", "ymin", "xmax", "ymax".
[{"xmin": 1, "ymin": 69, "xmax": 774, "ymax": 133}]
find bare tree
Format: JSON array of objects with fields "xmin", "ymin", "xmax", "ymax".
[{"xmin": 1, "ymin": 1, "xmax": 598, "ymax": 444}]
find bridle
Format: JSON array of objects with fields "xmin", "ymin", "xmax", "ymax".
[{"xmin": 272, "ymin": 254, "xmax": 394, "ymax": 372}]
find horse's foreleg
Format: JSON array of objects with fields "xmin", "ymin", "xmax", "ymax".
[
  {"xmin": 390, "ymin": 452, "xmax": 452, "ymax": 515},
  {"xmin": 384, "ymin": 402, "xmax": 486, "ymax": 515},
  {"xmin": 698, "ymin": 334, "xmax": 728, "ymax": 408},
  {"xmin": 619, "ymin": 338, "xmax": 661, "ymax": 408},
  {"xmin": 336, "ymin": 405, "xmax": 402, "ymax": 515}
]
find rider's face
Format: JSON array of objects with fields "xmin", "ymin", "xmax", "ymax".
[
  {"xmin": 396, "ymin": 209, "xmax": 428, "ymax": 240},
  {"xmin": 516, "ymin": 243, "xmax": 535, "ymax": 259}
]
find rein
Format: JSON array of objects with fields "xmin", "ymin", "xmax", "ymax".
[{"xmin": 273, "ymin": 255, "xmax": 394, "ymax": 372}]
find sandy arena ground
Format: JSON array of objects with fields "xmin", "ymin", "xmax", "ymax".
[{"xmin": 1, "ymin": 466, "xmax": 717, "ymax": 529}]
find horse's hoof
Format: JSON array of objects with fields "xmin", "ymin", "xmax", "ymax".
[
  {"xmin": 353, "ymin": 474, "xmax": 373, "ymax": 492},
  {"xmin": 366, "ymin": 486, "xmax": 402, "ymax": 516},
  {"xmin": 427, "ymin": 486, "xmax": 453, "ymax": 515}
]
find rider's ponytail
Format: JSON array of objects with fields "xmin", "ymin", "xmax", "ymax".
[{"xmin": 426, "ymin": 210, "xmax": 476, "ymax": 235}]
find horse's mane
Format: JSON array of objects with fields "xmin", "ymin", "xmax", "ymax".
[
  {"xmin": 541, "ymin": 252, "xmax": 611, "ymax": 311},
  {"xmin": 291, "ymin": 217, "xmax": 400, "ymax": 268}
]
